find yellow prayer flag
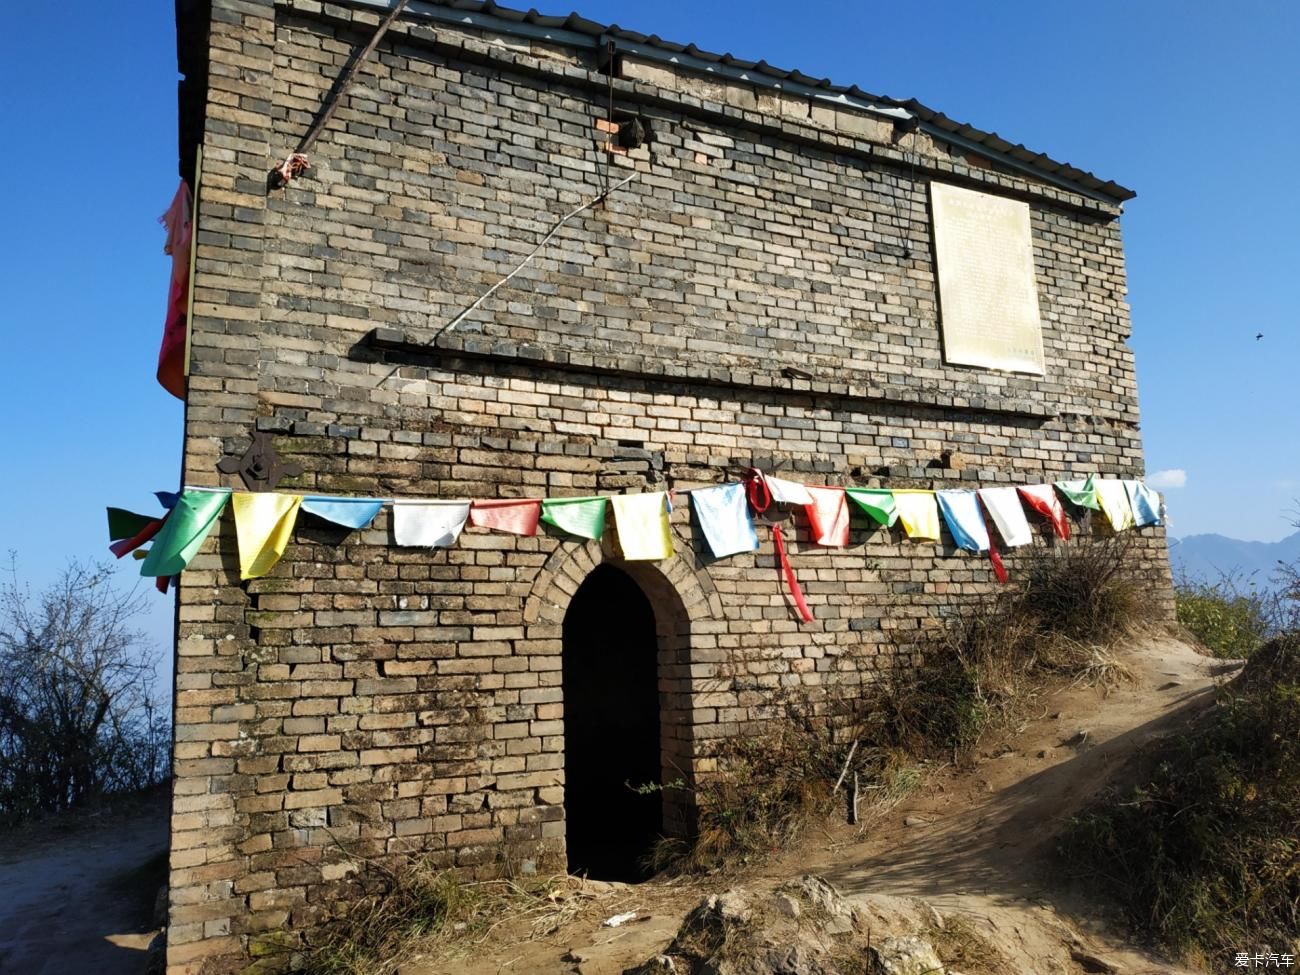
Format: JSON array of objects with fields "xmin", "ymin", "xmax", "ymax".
[
  {"xmin": 232, "ymin": 492, "xmax": 303, "ymax": 580},
  {"xmin": 892, "ymin": 490, "xmax": 941, "ymax": 541},
  {"xmin": 611, "ymin": 492, "xmax": 673, "ymax": 560},
  {"xmin": 1094, "ymin": 479, "xmax": 1136, "ymax": 531}
]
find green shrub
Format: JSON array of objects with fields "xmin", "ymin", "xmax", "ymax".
[
  {"xmin": 1175, "ymin": 574, "xmax": 1276, "ymax": 658},
  {"xmin": 1060, "ymin": 633, "xmax": 1300, "ymax": 963}
]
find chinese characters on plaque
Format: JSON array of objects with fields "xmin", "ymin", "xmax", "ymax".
[{"xmin": 930, "ymin": 181, "xmax": 1046, "ymax": 375}]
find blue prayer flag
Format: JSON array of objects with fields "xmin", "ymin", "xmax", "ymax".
[
  {"xmin": 691, "ymin": 482, "xmax": 759, "ymax": 558},
  {"xmin": 1124, "ymin": 481, "xmax": 1162, "ymax": 527},
  {"xmin": 301, "ymin": 496, "xmax": 387, "ymax": 530},
  {"xmin": 937, "ymin": 490, "xmax": 990, "ymax": 553}
]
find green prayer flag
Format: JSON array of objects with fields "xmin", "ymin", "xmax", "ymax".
[
  {"xmin": 107, "ymin": 507, "xmax": 157, "ymax": 541},
  {"xmin": 540, "ymin": 496, "xmax": 607, "ymax": 540},
  {"xmin": 845, "ymin": 488, "xmax": 897, "ymax": 527},
  {"xmin": 140, "ymin": 490, "xmax": 231, "ymax": 577},
  {"xmin": 1054, "ymin": 475, "xmax": 1101, "ymax": 511}
]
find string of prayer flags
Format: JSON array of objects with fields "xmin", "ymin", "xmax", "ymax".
[
  {"xmin": 140, "ymin": 489, "xmax": 230, "ymax": 578},
  {"xmin": 936, "ymin": 491, "xmax": 989, "ymax": 552},
  {"xmin": 893, "ymin": 490, "xmax": 941, "ymax": 541},
  {"xmin": 540, "ymin": 496, "xmax": 608, "ymax": 540},
  {"xmin": 805, "ymin": 487, "xmax": 850, "ymax": 547},
  {"xmin": 979, "ymin": 487, "xmax": 1034, "ymax": 547},
  {"xmin": 1095, "ymin": 479, "xmax": 1136, "ymax": 531},
  {"xmin": 468, "ymin": 498, "xmax": 542, "ymax": 537},
  {"xmin": 611, "ymin": 492, "xmax": 673, "ymax": 561},
  {"xmin": 1055, "ymin": 475, "xmax": 1100, "ymax": 511},
  {"xmin": 1125, "ymin": 480, "xmax": 1162, "ymax": 527},
  {"xmin": 232, "ymin": 492, "xmax": 302, "ymax": 579},
  {"xmin": 746, "ymin": 471, "xmax": 813, "ymax": 623},
  {"xmin": 108, "ymin": 469, "xmax": 1169, "ymax": 597},
  {"xmin": 301, "ymin": 496, "xmax": 386, "ymax": 530},
  {"xmin": 392, "ymin": 500, "xmax": 470, "ymax": 548},
  {"xmin": 691, "ymin": 482, "xmax": 759, "ymax": 558},
  {"xmin": 845, "ymin": 488, "xmax": 898, "ymax": 527},
  {"xmin": 765, "ymin": 475, "xmax": 815, "ymax": 506},
  {"xmin": 1017, "ymin": 484, "xmax": 1071, "ymax": 539}
]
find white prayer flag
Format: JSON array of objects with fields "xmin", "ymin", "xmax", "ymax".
[
  {"xmin": 978, "ymin": 487, "xmax": 1034, "ymax": 547},
  {"xmin": 392, "ymin": 500, "xmax": 470, "ymax": 548},
  {"xmin": 765, "ymin": 475, "xmax": 815, "ymax": 506},
  {"xmin": 692, "ymin": 482, "xmax": 759, "ymax": 558}
]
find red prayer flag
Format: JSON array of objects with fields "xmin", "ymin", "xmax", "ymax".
[
  {"xmin": 109, "ymin": 517, "xmax": 166, "ymax": 559},
  {"xmin": 157, "ymin": 181, "xmax": 192, "ymax": 400},
  {"xmin": 468, "ymin": 499, "xmax": 541, "ymax": 536},
  {"xmin": 1017, "ymin": 484, "xmax": 1071, "ymax": 540},
  {"xmin": 804, "ymin": 487, "xmax": 850, "ymax": 547}
]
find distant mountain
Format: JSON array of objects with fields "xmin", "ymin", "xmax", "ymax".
[{"xmin": 1168, "ymin": 530, "xmax": 1300, "ymax": 587}]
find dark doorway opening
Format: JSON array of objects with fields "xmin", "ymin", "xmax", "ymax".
[{"xmin": 562, "ymin": 564, "xmax": 663, "ymax": 882}]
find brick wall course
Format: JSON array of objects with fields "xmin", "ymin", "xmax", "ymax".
[{"xmin": 169, "ymin": 4, "xmax": 1172, "ymax": 971}]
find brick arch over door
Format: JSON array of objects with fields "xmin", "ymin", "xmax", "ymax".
[{"xmin": 521, "ymin": 530, "xmax": 725, "ymax": 837}]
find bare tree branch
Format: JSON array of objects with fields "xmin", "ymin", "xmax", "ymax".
[{"xmin": 0, "ymin": 557, "xmax": 169, "ymax": 823}]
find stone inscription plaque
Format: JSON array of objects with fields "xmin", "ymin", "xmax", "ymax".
[{"xmin": 930, "ymin": 182, "xmax": 1045, "ymax": 375}]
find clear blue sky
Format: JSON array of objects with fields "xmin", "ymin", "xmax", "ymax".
[{"xmin": 1, "ymin": 1, "xmax": 1296, "ymax": 673}]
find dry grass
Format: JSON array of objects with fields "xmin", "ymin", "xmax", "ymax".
[
  {"xmin": 1060, "ymin": 632, "xmax": 1300, "ymax": 963},
  {"xmin": 291, "ymin": 858, "xmax": 580, "ymax": 975},
  {"xmin": 924, "ymin": 913, "xmax": 1008, "ymax": 975},
  {"xmin": 655, "ymin": 534, "xmax": 1145, "ymax": 874},
  {"xmin": 882, "ymin": 534, "xmax": 1141, "ymax": 763}
]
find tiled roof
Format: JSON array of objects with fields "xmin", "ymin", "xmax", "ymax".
[{"xmin": 400, "ymin": 0, "xmax": 1136, "ymax": 203}]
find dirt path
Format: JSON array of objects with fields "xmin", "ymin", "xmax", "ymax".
[
  {"xmin": 0, "ymin": 794, "xmax": 169, "ymax": 975},
  {"xmin": 422, "ymin": 637, "xmax": 1235, "ymax": 975},
  {"xmin": 800, "ymin": 636, "xmax": 1232, "ymax": 974}
]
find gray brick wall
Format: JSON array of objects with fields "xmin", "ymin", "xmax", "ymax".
[{"xmin": 167, "ymin": 3, "xmax": 1172, "ymax": 971}]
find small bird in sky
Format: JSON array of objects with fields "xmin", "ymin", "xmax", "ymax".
[{"xmin": 1256, "ymin": 332, "xmax": 1264, "ymax": 340}]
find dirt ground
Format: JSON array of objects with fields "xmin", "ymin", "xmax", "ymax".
[
  {"xmin": 0, "ymin": 792, "xmax": 168, "ymax": 975},
  {"xmin": 410, "ymin": 637, "xmax": 1239, "ymax": 975}
]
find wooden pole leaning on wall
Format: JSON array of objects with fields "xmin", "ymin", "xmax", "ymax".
[{"xmin": 269, "ymin": 0, "xmax": 411, "ymax": 189}]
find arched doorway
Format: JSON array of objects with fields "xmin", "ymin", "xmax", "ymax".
[{"xmin": 562, "ymin": 564, "xmax": 663, "ymax": 881}]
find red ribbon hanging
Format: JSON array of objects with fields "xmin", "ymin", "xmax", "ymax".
[
  {"xmin": 746, "ymin": 470, "xmax": 814, "ymax": 623},
  {"xmin": 987, "ymin": 530, "xmax": 1009, "ymax": 584},
  {"xmin": 978, "ymin": 496, "xmax": 1009, "ymax": 584},
  {"xmin": 1017, "ymin": 485, "xmax": 1071, "ymax": 540}
]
